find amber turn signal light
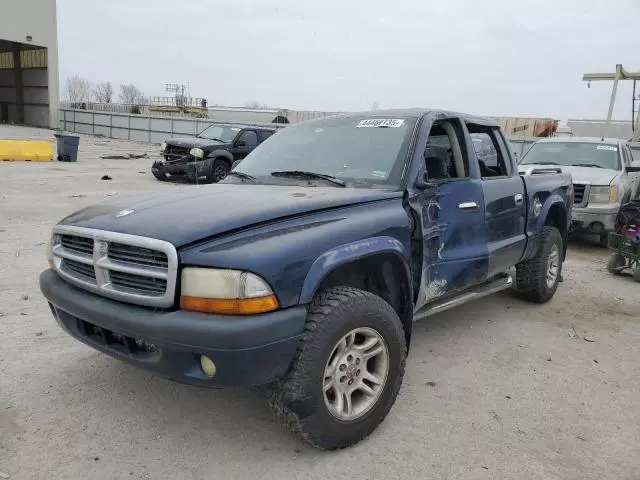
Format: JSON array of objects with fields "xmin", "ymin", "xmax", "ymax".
[{"xmin": 180, "ymin": 295, "xmax": 279, "ymax": 315}]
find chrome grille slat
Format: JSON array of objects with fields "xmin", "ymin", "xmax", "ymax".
[
  {"xmin": 108, "ymin": 243, "xmax": 168, "ymax": 269},
  {"xmin": 51, "ymin": 226, "xmax": 178, "ymax": 308},
  {"xmin": 61, "ymin": 235, "xmax": 94, "ymax": 255},
  {"xmin": 62, "ymin": 258, "xmax": 97, "ymax": 282},
  {"xmin": 573, "ymin": 183, "xmax": 589, "ymax": 207},
  {"xmin": 109, "ymin": 271, "xmax": 167, "ymax": 296}
]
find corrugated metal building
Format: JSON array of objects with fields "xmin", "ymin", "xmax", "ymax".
[
  {"xmin": 0, "ymin": 0, "xmax": 59, "ymax": 128},
  {"xmin": 567, "ymin": 119, "xmax": 635, "ymax": 140}
]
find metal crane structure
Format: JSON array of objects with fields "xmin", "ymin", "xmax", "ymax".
[{"xmin": 583, "ymin": 64, "xmax": 640, "ymax": 141}]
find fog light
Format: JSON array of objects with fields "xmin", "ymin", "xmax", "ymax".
[{"xmin": 200, "ymin": 355, "xmax": 216, "ymax": 378}]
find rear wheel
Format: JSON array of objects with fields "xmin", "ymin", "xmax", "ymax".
[
  {"xmin": 606, "ymin": 254, "xmax": 626, "ymax": 274},
  {"xmin": 516, "ymin": 226, "xmax": 564, "ymax": 303},
  {"xmin": 207, "ymin": 158, "xmax": 229, "ymax": 183},
  {"xmin": 267, "ymin": 287, "xmax": 406, "ymax": 450}
]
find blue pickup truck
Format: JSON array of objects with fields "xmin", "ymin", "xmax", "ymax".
[{"xmin": 40, "ymin": 109, "xmax": 572, "ymax": 450}]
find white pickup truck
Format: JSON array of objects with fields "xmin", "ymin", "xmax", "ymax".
[{"xmin": 518, "ymin": 137, "xmax": 640, "ymax": 245}]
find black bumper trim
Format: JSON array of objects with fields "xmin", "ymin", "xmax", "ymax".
[{"xmin": 40, "ymin": 269, "xmax": 306, "ymax": 386}]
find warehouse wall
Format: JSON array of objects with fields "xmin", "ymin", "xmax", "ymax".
[{"xmin": 0, "ymin": 0, "xmax": 59, "ymax": 128}]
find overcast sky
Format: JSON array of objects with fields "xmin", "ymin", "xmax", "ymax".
[{"xmin": 58, "ymin": 0, "xmax": 639, "ymax": 121}]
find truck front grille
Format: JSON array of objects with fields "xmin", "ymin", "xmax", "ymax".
[
  {"xmin": 51, "ymin": 227, "xmax": 178, "ymax": 308},
  {"xmin": 164, "ymin": 145, "xmax": 190, "ymax": 161},
  {"xmin": 573, "ymin": 183, "xmax": 590, "ymax": 207}
]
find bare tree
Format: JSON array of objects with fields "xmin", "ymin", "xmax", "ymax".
[
  {"xmin": 118, "ymin": 84, "xmax": 146, "ymax": 105},
  {"xmin": 64, "ymin": 75, "xmax": 93, "ymax": 102},
  {"xmin": 94, "ymin": 82, "xmax": 114, "ymax": 103},
  {"xmin": 371, "ymin": 101, "xmax": 380, "ymax": 110}
]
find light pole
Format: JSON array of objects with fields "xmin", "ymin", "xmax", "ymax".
[{"xmin": 583, "ymin": 64, "xmax": 640, "ymax": 140}]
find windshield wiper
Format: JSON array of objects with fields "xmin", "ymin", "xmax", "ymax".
[
  {"xmin": 196, "ymin": 136, "xmax": 225, "ymax": 142},
  {"xmin": 570, "ymin": 163, "xmax": 603, "ymax": 168},
  {"xmin": 523, "ymin": 161, "xmax": 558, "ymax": 165},
  {"xmin": 270, "ymin": 170, "xmax": 346, "ymax": 187},
  {"xmin": 225, "ymin": 171, "xmax": 257, "ymax": 183}
]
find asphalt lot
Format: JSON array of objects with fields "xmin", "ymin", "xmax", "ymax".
[{"xmin": 1, "ymin": 126, "xmax": 639, "ymax": 480}]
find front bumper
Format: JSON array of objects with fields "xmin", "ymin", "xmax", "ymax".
[
  {"xmin": 152, "ymin": 159, "xmax": 208, "ymax": 180},
  {"xmin": 40, "ymin": 269, "xmax": 306, "ymax": 387},
  {"xmin": 571, "ymin": 204, "xmax": 619, "ymax": 233}
]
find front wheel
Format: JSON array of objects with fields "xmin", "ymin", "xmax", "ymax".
[
  {"xmin": 268, "ymin": 287, "xmax": 407, "ymax": 450},
  {"xmin": 206, "ymin": 158, "xmax": 229, "ymax": 183},
  {"xmin": 516, "ymin": 226, "xmax": 564, "ymax": 303}
]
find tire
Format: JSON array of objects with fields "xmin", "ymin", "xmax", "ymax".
[
  {"xmin": 151, "ymin": 162, "xmax": 168, "ymax": 181},
  {"xmin": 206, "ymin": 158, "xmax": 230, "ymax": 183},
  {"xmin": 516, "ymin": 226, "xmax": 564, "ymax": 303},
  {"xmin": 267, "ymin": 287, "xmax": 407, "ymax": 450},
  {"xmin": 633, "ymin": 266, "xmax": 640, "ymax": 283},
  {"xmin": 606, "ymin": 254, "xmax": 626, "ymax": 274}
]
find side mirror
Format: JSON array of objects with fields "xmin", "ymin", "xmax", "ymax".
[
  {"xmin": 235, "ymin": 140, "xmax": 247, "ymax": 147},
  {"xmin": 232, "ymin": 160, "xmax": 242, "ymax": 169}
]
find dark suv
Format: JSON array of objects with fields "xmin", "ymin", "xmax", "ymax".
[{"xmin": 152, "ymin": 124, "xmax": 277, "ymax": 183}]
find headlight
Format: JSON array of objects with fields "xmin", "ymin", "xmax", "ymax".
[
  {"xmin": 180, "ymin": 268, "xmax": 279, "ymax": 315},
  {"xmin": 160, "ymin": 142, "xmax": 167, "ymax": 152},
  {"xmin": 589, "ymin": 185, "xmax": 618, "ymax": 204},
  {"xmin": 190, "ymin": 148, "xmax": 204, "ymax": 159}
]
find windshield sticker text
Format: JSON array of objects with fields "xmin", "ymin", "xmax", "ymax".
[
  {"xmin": 371, "ymin": 170, "xmax": 387, "ymax": 178},
  {"xmin": 357, "ymin": 119, "xmax": 404, "ymax": 128},
  {"xmin": 597, "ymin": 145, "xmax": 617, "ymax": 151}
]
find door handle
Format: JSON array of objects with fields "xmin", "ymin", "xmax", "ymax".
[
  {"xmin": 458, "ymin": 201, "xmax": 479, "ymax": 211},
  {"xmin": 514, "ymin": 193, "xmax": 524, "ymax": 205}
]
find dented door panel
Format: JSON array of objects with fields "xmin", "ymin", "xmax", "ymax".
[{"xmin": 409, "ymin": 179, "xmax": 489, "ymax": 312}]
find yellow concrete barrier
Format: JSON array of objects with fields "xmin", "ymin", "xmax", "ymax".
[{"xmin": 0, "ymin": 140, "xmax": 54, "ymax": 161}]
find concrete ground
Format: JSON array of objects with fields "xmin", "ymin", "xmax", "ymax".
[{"xmin": 1, "ymin": 126, "xmax": 639, "ymax": 480}]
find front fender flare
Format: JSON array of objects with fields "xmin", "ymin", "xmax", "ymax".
[
  {"xmin": 299, "ymin": 236, "xmax": 411, "ymax": 304},
  {"xmin": 204, "ymin": 149, "xmax": 233, "ymax": 166}
]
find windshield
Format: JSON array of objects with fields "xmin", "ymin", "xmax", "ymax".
[
  {"xmin": 231, "ymin": 115, "xmax": 417, "ymax": 187},
  {"xmin": 520, "ymin": 141, "xmax": 621, "ymax": 170},
  {"xmin": 197, "ymin": 124, "xmax": 241, "ymax": 142}
]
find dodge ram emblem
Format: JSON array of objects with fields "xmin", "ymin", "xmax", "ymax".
[{"xmin": 116, "ymin": 209, "xmax": 135, "ymax": 218}]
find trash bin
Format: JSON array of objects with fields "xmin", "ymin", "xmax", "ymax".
[{"xmin": 54, "ymin": 133, "xmax": 80, "ymax": 162}]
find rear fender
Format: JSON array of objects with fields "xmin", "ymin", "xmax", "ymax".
[
  {"xmin": 299, "ymin": 236, "xmax": 410, "ymax": 304},
  {"xmin": 524, "ymin": 195, "xmax": 568, "ymax": 260}
]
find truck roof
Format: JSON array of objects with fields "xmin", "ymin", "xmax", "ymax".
[
  {"xmin": 323, "ymin": 109, "xmax": 499, "ymax": 127},
  {"xmin": 535, "ymin": 136, "xmax": 625, "ymax": 145}
]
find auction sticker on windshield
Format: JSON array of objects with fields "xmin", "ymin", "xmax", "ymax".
[
  {"xmin": 357, "ymin": 119, "xmax": 405, "ymax": 128},
  {"xmin": 597, "ymin": 145, "xmax": 617, "ymax": 151}
]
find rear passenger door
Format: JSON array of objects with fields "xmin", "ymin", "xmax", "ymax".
[{"xmin": 467, "ymin": 123, "xmax": 526, "ymax": 275}]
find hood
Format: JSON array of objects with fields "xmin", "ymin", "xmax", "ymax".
[
  {"xmin": 518, "ymin": 164, "xmax": 620, "ymax": 185},
  {"xmin": 166, "ymin": 137, "xmax": 228, "ymax": 149},
  {"xmin": 59, "ymin": 185, "xmax": 402, "ymax": 247}
]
